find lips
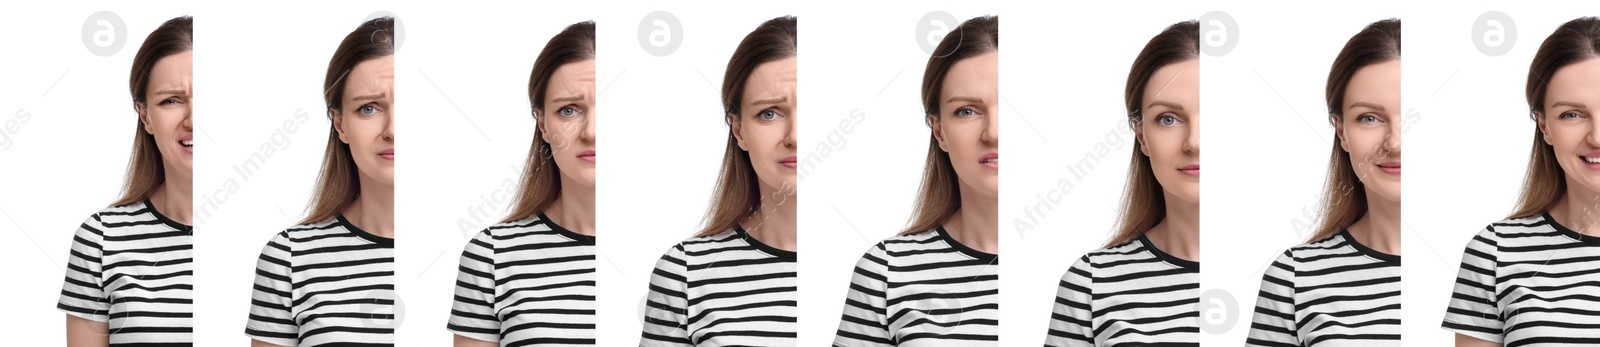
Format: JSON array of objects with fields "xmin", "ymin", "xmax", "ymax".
[
  {"xmin": 578, "ymin": 150, "xmax": 596, "ymax": 163},
  {"xmin": 179, "ymin": 134, "xmax": 193, "ymax": 154},
  {"xmin": 1178, "ymin": 164, "xmax": 1199, "ymax": 177},
  {"xmin": 1377, "ymin": 161, "xmax": 1400, "ymax": 175},
  {"xmin": 780, "ymin": 156, "xmax": 797, "ymax": 169},
  {"xmin": 980, "ymin": 152, "xmax": 998, "ymax": 170},
  {"xmin": 379, "ymin": 148, "xmax": 394, "ymax": 160}
]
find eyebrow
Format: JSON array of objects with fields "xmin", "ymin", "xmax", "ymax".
[
  {"xmin": 551, "ymin": 94, "xmax": 586, "ymax": 103},
  {"xmin": 349, "ymin": 92, "xmax": 387, "ymax": 102},
  {"xmin": 1552, "ymin": 101, "xmax": 1588, "ymax": 110},
  {"xmin": 1145, "ymin": 100, "xmax": 1184, "ymax": 111},
  {"xmin": 150, "ymin": 89, "xmax": 187, "ymax": 97},
  {"xmin": 749, "ymin": 96, "xmax": 788, "ymax": 106},
  {"xmin": 945, "ymin": 96, "xmax": 985, "ymax": 104},
  {"xmin": 1347, "ymin": 101, "xmax": 1385, "ymax": 112}
]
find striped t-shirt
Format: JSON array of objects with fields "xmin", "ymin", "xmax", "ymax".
[
  {"xmin": 1044, "ymin": 234, "xmax": 1198, "ymax": 346},
  {"xmin": 447, "ymin": 213, "xmax": 596, "ymax": 346},
  {"xmin": 1246, "ymin": 229, "xmax": 1400, "ymax": 346},
  {"xmin": 245, "ymin": 215, "xmax": 394, "ymax": 346},
  {"xmin": 640, "ymin": 227, "xmax": 797, "ymax": 346},
  {"xmin": 834, "ymin": 227, "xmax": 1000, "ymax": 347},
  {"xmin": 1442, "ymin": 213, "xmax": 1600, "ymax": 345},
  {"xmin": 57, "ymin": 200, "xmax": 194, "ymax": 345}
]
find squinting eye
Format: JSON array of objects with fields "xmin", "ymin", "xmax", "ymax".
[
  {"xmin": 955, "ymin": 107, "xmax": 977, "ymax": 117},
  {"xmin": 1358, "ymin": 115, "xmax": 1379, "ymax": 123},
  {"xmin": 158, "ymin": 97, "xmax": 181, "ymax": 105},
  {"xmin": 1561, "ymin": 111, "xmax": 1584, "ymax": 119}
]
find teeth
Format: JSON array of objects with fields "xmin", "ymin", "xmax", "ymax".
[
  {"xmin": 180, "ymin": 139, "xmax": 193, "ymax": 147},
  {"xmin": 982, "ymin": 158, "xmax": 998, "ymax": 163},
  {"xmin": 1587, "ymin": 156, "xmax": 1600, "ymax": 164}
]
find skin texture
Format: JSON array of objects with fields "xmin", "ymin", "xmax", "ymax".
[
  {"xmin": 1538, "ymin": 58, "xmax": 1600, "ymax": 235},
  {"xmin": 333, "ymin": 56, "xmax": 396, "ymax": 239},
  {"xmin": 1456, "ymin": 333, "xmax": 1501, "ymax": 347},
  {"xmin": 1137, "ymin": 59, "xmax": 1200, "ymax": 261},
  {"xmin": 454, "ymin": 334, "xmax": 497, "ymax": 347},
  {"xmin": 729, "ymin": 56, "xmax": 799, "ymax": 251},
  {"xmin": 539, "ymin": 59, "xmax": 598, "ymax": 236},
  {"xmin": 68, "ymin": 51, "xmax": 194, "ymax": 347},
  {"xmin": 930, "ymin": 51, "xmax": 999, "ymax": 253},
  {"xmin": 1339, "ymin": 60, "xmax": 1401, "ymax": 255}
]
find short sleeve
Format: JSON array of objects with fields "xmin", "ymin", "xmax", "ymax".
[
  {"xmin": 1441, "ymin": 227, "xmax": 1503, "ymax": 343},
  {"xmin": 1245, "ymin": 250, "xmax": 1300, "ymax": 346},
  {"xmin": 1044, "ymin": 255, "xmax": 1095, "ymax": 347},
  {"xmin": 640, "ymin": 244, "xmax": 692, "ymax": 347},
  {"xmin": 57, "ymin": 214, "xmax": 110, "ymax": 322},
  {"xmin": 447, "ymin": 229, "xmax": 501, "ymax": 342},
  {"xmin": 244, "ymin": 231, "xmax": 298, "ymax": 346},
  {"xmin": 833, "ymin": 242, "xmax": 894, "ymax": 347}
]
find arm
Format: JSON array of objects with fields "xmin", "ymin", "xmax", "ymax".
[
  {"xmin": 1043, "ymin": 255, "xmax": 1095, "ymax": 347},
  {"xmin": 64, "ymin": 315, "xmax": 108, "ymax": 347},
  {"xmin": 250, "ymin": 339, "xmax": 289, "ymax": 347},
  {"xmin": 454, "ymin": 334, "xmax": 500, "ymax": 347},
  {"xmin": 1456, "ymin": 333, "xmax": 1502, "ymax": 347},
  {"xmin": 834, "ymin": 242, "xmax": 894, "ymax": 347},
  {"xmin": 1244, "ymin": 251, "xmax": 1299, "ymax": 346}
]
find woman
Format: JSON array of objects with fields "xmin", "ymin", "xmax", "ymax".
[
  {"xmin": 834, "ymin": 15, "xmax": 999, "ymax": 347},
  {"xmin": 58, "ymin": 15, "xmax": 193, "ymax": 347},
  {"xmin": 638, "ymin": 16, "xmax": 798, "ymax": 347},
  {"xmin": 244, "ymin": 17, "xmax": 395, "ymax": 347},
  {"xmin": 1443, "ymin": 16, "xmax": 1600, "ymax": 346},
  {"xmin": 447, "ymin": 20, "xmax": 597, "ymax": 347},
  {"xmin": 1246, "ymin": 18, "xmax": 1401, "ymax": 347},
  {"xmin": 1043, "ymin": 20, "xmax": 1199, "ymax": 347}
]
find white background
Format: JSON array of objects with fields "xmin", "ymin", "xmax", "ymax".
[{"xmin": 0, "ymin": 1, "xmax": 1589, "ymax": 346}]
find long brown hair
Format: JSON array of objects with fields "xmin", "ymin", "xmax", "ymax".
[
  {"xmin": 1106, "ymin": 20, "xmax": 1198, "ymax": 247},
  {"xmin": 902, "ymin": 15, "xmax": 999, "ymax": 235},
  {"xmin": 113, "ymin": 16, "xmax": 193, "ymax": 207},
  {"xmin": 503, "ymin": 21, "xmax": 596, "ymax": 223},
  {"xmin": 697, "ymin": 16, "xmax": 798, "ymax": 237},
  {"xmin": 1310, "ymin": 19, "xmax": 1401, "ymax": 242},
  {"xmin": 303, "ymin": 17, "xmax": 395, "ymax": 224},
  {"xmin": 1511, "ymin": 17, "xmax": 1600, "ymax": 219}
]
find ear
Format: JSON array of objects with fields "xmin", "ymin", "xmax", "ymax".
[
  {"xmin": 1536, "ymin": 112, "xmax": 1553, "ymax": 146},
  {"xmin": 533, "ymin": 108, "xmax": 550, "ymax": 143},
  {"xmin": 1333, "ymin": 116, "xmax": 1349, "ymax": 152},
  {"xmin": 330, "ymin": 108, "xmax": 348, "ymax": 144},
  {"xmin": 1133, "ymin": 118, "xmax": 1149, "ymax": 157},
  {"xmin": 135, "ymin": 102, "xmax": 152, "ymax": 134},
  {"xmin": 928, "ymin": 114, "xmax": 948, "ymax": 152},
  {"xmin": 728, "ymin": 113, "xmax": 747, "ymax": 151}
]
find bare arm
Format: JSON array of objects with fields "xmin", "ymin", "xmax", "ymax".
[
  {"xmin": 251, "ymin": 339, "xmax": 289, "ymax": 347},
  {"xmin": 1456, "ymin": 334, "xmax": 1502, "ymax": 347},
  {"xmin": 454, "ymin": 334, "xmax": 499, "ymax": 347},
  {"xmin": 65, "ymin": 315, "xmax": 109, "ymax": 347}
]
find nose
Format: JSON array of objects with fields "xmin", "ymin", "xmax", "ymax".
[
  {"xmin": 1182, "ymin": 116, "xmax": 1199, "ymax": 154},
  {"xmin": 381, "ymin": 109, "xmax": 394, "ymax": 142},
  {"xmin": 1384, "ymin": 117, "xmax": 1401, "ymax": 152},
  {"xmin": 981, "ymin": 106, "xmax": 998, "ymax": 145},
  {"xmin": 582, "ymin": 107, "xmax": 596, "ymax": 144},
  {"xmin": 783, "ymin": 108, "xmax": 797, "ymax": 149}
]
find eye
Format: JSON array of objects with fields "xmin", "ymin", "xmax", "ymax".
[
  {"xmin": 954, "ymin": 106, "xmax": 979, "ymax": 118},
  {"xmin": 357, "ymin": 103, "xmax": 381, "ymax": 116},
  {"xmin": 756, "ymin": 108, "xmax": 782, "ymax": 121},
  {"xmin": 1155, "ymin": 113, "xmax": 1181, "ymax": 126},
  {"xmin": 1560, "ymin": 111, "xmax": 1585, "ymax": 119},
  {"xmin": 1357, "ymin": 114, "xmax": 1381, "ymax": 123},
  {"xmin": 157, "ymin": 97, "xmax": 182, "ymax": 106},
  {"xmin": 558, "ymin": 105, "xmax": 582, "ymax": 118}
]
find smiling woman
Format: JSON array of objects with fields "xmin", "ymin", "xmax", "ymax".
[
  {"xmin": 243, "ymin": 16, "xmax": 396, "ymax": 347},
  {"xmin": 58, "ymin": 15, "xmax": 194, "ymax": 347}
]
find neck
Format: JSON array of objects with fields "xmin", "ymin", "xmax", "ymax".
[
  {"xmin": 151, "ymin": 166, "xmax": 193, "ymax": 225},
  {"xmin": 743, "ymin": 183, "xmax": 797, "ymax": 251},
  {"xmin": 1347, "ymin": 192, "xmax": 1400, "ymax": 255},
  {"xmin": 1147, "ymin": 192, "xmax": 1199, "ymax": 262},
  {"xmin": 545, "ymin": 181, "xmax": 596, "ymax": 236},
  {"xmin": 344, "ymin": 176, "xmax": 394, "ymax": 238},
  {"xmin": 1554, "ymin": 183, "xmax": 1600, "ymax": 235},
  {"xmin": 946, "ymin": 183, "xmax": 998, "ymax": 254}
]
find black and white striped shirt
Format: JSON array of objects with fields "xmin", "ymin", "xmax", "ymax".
[
  {"xmin": 447, "ymin": 214, "xmax": 596, "ymax": 346},
  {"xmin": 834, "ymin": 227, "xmax": 999, "ymax": 347},
  {"xmin": 1044, "ymin": 234, "xmax": 1198, "ymax": 346},
  {"xmin": 245, "ymin": 216, "xmax": 394, "ymax": 346},
  {"xmin": 1442, "ymin": 213, "xmax": 1600, "ymax": 345},
  {"xmin": 1246, "ymin": 230, "xmax": 1400, "ymax": 346},
  {"xmin": 57, "ymin": 200, "xmax": 194, "ymax": 346},
  {"xmin": 639, "ymin": 227, "xmax": 797, "ymax": 346}
]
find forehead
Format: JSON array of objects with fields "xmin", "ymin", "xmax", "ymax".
[
  {"xmin": 546, "ymin": 59, "xmax": 596, "ymax": 95},
  {"xmin": 1344, "ymin": 60, "xmax": 1399, "ymax": 104},
  {"xmin": 147, "ymin": 50, "xmax": 193, "ymax": 90},
  {"xmin": 1547, "ymin": 58, "xmax": 1600, "ymax": 106},
  {"xmin": 940, "ymin": 51, "xmax": 999, "ymax": 100},
  {"xmin": 344, "ymin": 55, "xmax": 395, "ymax": 100},
  {"xmin": 741, "ymin": 56, "xmax": 797, "ymax": 102},
  {"xmin": 1143, "ymin": 59, "xmax": 1198, "ymax": 105}
]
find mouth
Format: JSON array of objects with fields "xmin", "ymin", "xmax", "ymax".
[
  {"xmin": 1178, "ymin": 164, "xmax": 1199, "ymax": 177},
  {"xmin": 379, "ymin": 148, "xmax": 394, "ymax": 160},
  {"xmin": 1376, "ymin": 161, "xmax": 1401, "ymax": 175},
  {"xmin": 578, "ymin": 150, "xmax": 596, "ymax": 163},
  {"xmin": 980, "ymin": 152, "xmax": 998, "ymax": 170},
  {"xmin": 780, "ymin": 156, "xmax": 797, "ymax": 169},
  {"xmin": 179, "ymin": 134, "xmax": 193, "ymax": 154}
]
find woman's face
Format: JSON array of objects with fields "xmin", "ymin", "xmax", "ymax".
[
  {"xmin": 1138, "ymin": 59, "xmax": 1200, "ymax": 204},
  {"xmin": 541, "ymin": 59, "xmax": 597, "ymax": 189},
  {"xmin": 139, "ymin": 50, "xmax": 193, "ymax": 179},
  {"xmin": 1339, "ymin": 59, "xmax": 1401, "ymax": 203},
  {"xmin": 1540, "ymin": 58, "xmax": 1600, "ymax": 199},
  {"xmin": 334, "ymin": 55, "xmax": 395, "ymax": 188},
  {"xmin": 731, "ymin": 56, "xmax": 798, "ymax": 197},
  {"xmin": 932, "ymin": 51, "xmax": 1000, "ymax": 200}
]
